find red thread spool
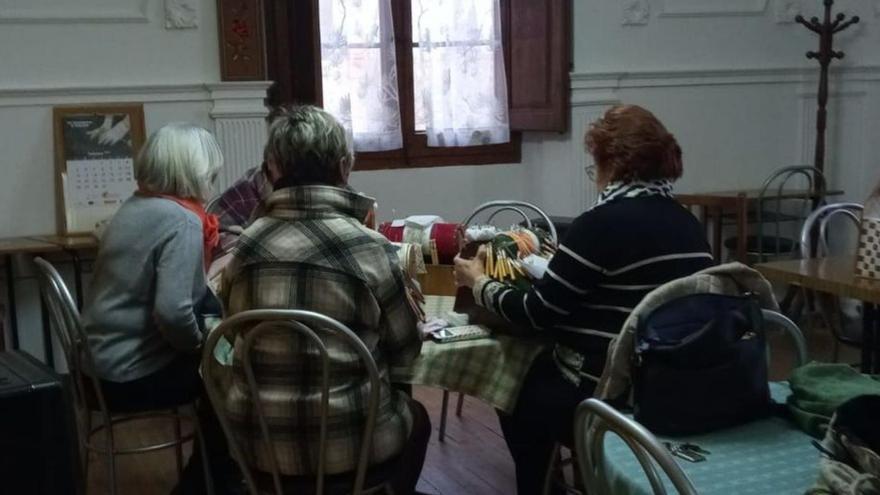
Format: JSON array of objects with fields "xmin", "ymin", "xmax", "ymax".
[
  {"xmin": 431, "ymin": 223, "xmax": 463, "ymax": 264},
  {"xmin": 378, "ymin": 222, "xmax": 405, "ymax": 243}
]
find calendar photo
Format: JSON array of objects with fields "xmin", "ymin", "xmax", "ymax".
[{"xmin": 53, "ymin": 104, "xmax": 146, "ymax": 235}]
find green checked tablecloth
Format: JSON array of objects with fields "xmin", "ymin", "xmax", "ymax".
[
  {"xmin": 391, "ymin": 296, "xmax": 547, "ymax": 413},
  {"xmin": 603, "ymin": 382, "xmax": 820, "ymax": 495}
]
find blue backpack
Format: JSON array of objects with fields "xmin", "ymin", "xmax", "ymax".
[{"xmin": 632, "ymin": 292, "xmax": 772, "ymax": 435}]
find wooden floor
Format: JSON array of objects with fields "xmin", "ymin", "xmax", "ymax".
[
  {"xmin": 84, "ymin": 323, "xmax": 859, "ymax": 495},
  {"xmin": 83, "ymin": 386, "xmax": 516, "ymax": 495}
]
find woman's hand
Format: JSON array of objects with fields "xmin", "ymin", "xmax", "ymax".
[{"xmin": 453, "ymin": 245, "xmax": 488, "ymax": 288}]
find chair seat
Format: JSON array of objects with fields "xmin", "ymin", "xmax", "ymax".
[{"xmin": 723, "ymin": 235, "xmax": 797, "ymax": 254}]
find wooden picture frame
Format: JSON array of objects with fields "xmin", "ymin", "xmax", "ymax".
[
  {"xmin": 53, "ymin": 104, "xmax": 146, "ymax": 235},
  {"xmin": 217, "ymin": 0, "xmax": 267, "ymax": 81}
]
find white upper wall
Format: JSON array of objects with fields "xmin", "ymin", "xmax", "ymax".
[
  {"xmin": 0, "ymin": 0, "xmax": 878, "ymax": 237},
  {"xmin": 0, "ymin": 0, "xmax": 220, "ymax": 88},
  {"xmin": 575, "ymin": 0, "xmax": 880, "ymax": 73}
]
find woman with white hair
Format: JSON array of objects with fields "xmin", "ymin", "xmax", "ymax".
[{"xmin": 82, "ymin": 124, "xmax": 237, "ymax": 494}]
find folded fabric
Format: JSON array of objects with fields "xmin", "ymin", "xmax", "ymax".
[
  {"xmin": 807, "ymin": 395, "xmax": 880, "ymax": 495},
  {"xmin": 788, "ymin": 362, "xmax": 880, "ymax": 437}
]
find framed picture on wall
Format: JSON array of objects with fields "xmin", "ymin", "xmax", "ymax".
[{"xmin": 53, "ymin": 104, "xmax": 146, "ymax": 235}]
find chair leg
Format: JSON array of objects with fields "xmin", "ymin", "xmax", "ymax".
[
  {"xmin": 174, "ymin": 408, "xmax": 184, "ymax": 480},
  {"xmin": 542, "ymin": 443, "xmax": 561, "ymax": 495},
  {"xmin": 439, "ymin": 390, "xmax": 450, "ymax": 443},
  {"xmin": 455, "ymin": 393, "xmax": 465, "ymax": 417},
  {"xmin": 106, "ymin": 426, "xmax": 118, "ymax": 495},
  {"xmin": 81, "ymin": 412, "xmax": 92, "ymax": 491},
  {"xmin": 193, "ymin": 408, "xmax": 215, "ymax": 495}
]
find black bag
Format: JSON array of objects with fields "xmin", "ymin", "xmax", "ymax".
[{"xmin": 632, "ymin": 293, "xmax": 772, "ymax": 435}]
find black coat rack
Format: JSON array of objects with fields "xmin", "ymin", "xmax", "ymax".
[{"xmin": 796, "ymin": 0, "xmax": 859, "ymax": 193}]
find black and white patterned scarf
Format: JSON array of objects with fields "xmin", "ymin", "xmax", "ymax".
[{"xmin": 593, "ymin": 179, "xmax": 674, "ymax": 209}]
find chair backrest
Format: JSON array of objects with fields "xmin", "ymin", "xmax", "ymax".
[
  {"xmin": 799, "ymin": 202, "xmax": 863, "ymax": 259},
  {"xmin": 32, "ymin": 258, "xmax": 112, "ymax": 444},
  {"xmin": 574, "ymin": 398, "xmax": 698, "ymax": 495},
  {"xmin": 756, "ymin": 166, "xmax": 826, "ymax": 261},
  {"xmin": 762, "ymin": 309, "xmax": 808, "ymax": 376},
  {"xmin": 201, "ymin": 309, "xmax": 382, "ymax": 495},
  {"xmin": 463, "ymin": 200, "xmax": 558, "ymax": 244}
]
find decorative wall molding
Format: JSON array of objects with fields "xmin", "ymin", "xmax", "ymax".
[
  {"xmin": 0, "ymin": 0, "xmax": 150, "ymax": 24},
  {"xmin": 659, "ymin": 0, "xmax": 768, "ymax": 17},
  {"xmin": 0, "ymin": 83, "xmax": 211, "ymax": 107},
  {"xmin": 0, "ymin": 81, "xmax": 274, "ymax": 110},
  {"xmin": 209, "ymin": 81, "xmax": 272, "ymax": 190},
  {"xmin": 570, "ymin": 65, "xmax": 880, "ymax": 95},
  {"xmin": 165, "ymin": 0, "xmax": 198, "ymax": 29},
  {"xmin": 774, "ymin": 0, "xmax": 801, "ymax": 24},
  {"xmin": 622, "ymin": 0, "xmax": 651, "ymax": 26},
  {"xmin": 208, "ymin": 81, "xmax": 272, "ymax": 118}
]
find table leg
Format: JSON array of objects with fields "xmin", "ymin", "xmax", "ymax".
[
  {"xmin": 735, "ymin": 194, "xmax": 748, "ymax": 263},
  {"xmin": 5, "ymin": 254, "xmax": 19, "ymax": 350},
  {"xmin": 439, "ymin": 389, "xmax": 450, "ymax": 443},
  {"xmin": 863, "ymin": 303, "xmax": 877, "ymax": 374}
]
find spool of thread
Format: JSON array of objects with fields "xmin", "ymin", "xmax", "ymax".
[
  {"xmin": 391, "ymin": 242, "xmax": 427, "ymax": 279},
  {"xmin": 431, "ymin": 223, "xmax": 464, "ymax": 264},
  {"xmin": 380, "ymin": 221, "xmax": 463, "ymax": 264},
  {"xmin": 378, "ymin": 222, "xmax": 405, "ymax": 243}
]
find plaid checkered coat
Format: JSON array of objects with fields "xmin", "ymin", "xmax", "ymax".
[
  {"xmin": 221, "ymin": 185, "xmax": 421, "ymax": 476},
  {"xmin": 206, "ymin": 165, "xmax": 272, "ymax": 258}
]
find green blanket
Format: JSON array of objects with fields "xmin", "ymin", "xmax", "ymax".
[{"xmin": 787, "ymin": 362, "xmax": 880, "ymax": 437}]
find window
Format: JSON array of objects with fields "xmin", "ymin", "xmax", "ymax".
[{"xmin": 260, "ymin": 0, "xmax": 572, "ymax": 170}]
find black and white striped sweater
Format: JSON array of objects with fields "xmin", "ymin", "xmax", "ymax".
[{"xmin": 474, "ymin": 189, "xmax": 713, "ymax": 386}]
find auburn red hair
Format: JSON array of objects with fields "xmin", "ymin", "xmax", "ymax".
[{"xmin": 585, "ymin": 105, "xmax": 683, "ymax": 183}]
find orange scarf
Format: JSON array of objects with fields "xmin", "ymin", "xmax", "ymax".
[{"xmin": 136, "ymin": 191, "xmax": 219, "ymax": 270}]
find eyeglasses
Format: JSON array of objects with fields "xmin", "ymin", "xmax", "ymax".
[{"xmin": 584, "ymin": 165, "xmax": 598, "ymax": 181}]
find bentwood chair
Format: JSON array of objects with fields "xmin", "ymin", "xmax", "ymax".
[
  {"xmin": 798, "ymin": 203, "xmax": 864, "ymax": 362},
  {"xmin": 32, "ymin": 257, "xmax": 211, "ymax": 495},
  {"xmin": 572, "ymin": 310, "xmax": 806, "ymax": 495},
  {"xmin": 723, "ymin": 166, "xmax": 827, "ymax": 263},
  {"xmin": 574, "ymin": 398, "xmax": 698, "ymax": 495},
  {"xmin": 201, "ymin": 309, "xmax": 395, "ymax": 495},
  {"xmin": 433, "ymin": 201, "xmax": 560, "ymax": 443}
]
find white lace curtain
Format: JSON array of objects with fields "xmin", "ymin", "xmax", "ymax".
[
  {"xmin": 413, "ymin": 0, "xmax": 510, "ymax": 147},
  {"xmin": 319, "ymin": 0, "xmax": 402, "ymax": 152},
  {"xmin": 319, "ymin": 0, "xmax": 510, "ymax": 151}
]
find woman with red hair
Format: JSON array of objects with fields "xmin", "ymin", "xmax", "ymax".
[{"xmin": 455, "ymin": 104, "xmax": 713, "ymax": 494}]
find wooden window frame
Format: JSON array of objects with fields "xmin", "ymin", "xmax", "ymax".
[{"xmin": 263, "ymin": 0, "xmax": 521, "ymax": 170}]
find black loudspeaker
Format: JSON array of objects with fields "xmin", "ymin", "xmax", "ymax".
[{"xmin": 0, "ymin": 351, "xmax": 82, "ymax": 495}]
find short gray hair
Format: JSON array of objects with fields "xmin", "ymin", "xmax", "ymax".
[
  {"xmin": 135, "ymin": 123, "xmax": 223, "ymax": 201},
  {"xmin": 265, "ymin": 105, "xmax": 353, "ymax": 186}
]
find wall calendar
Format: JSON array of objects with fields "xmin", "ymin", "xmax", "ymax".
[{"xmin": 53, "ymin": 104, "xmax": 146, "ymax": 235}]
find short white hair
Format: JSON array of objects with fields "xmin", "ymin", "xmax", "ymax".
[{"xmin": 135, "ymin": 123, "xmax": 223, "ymax": 201}]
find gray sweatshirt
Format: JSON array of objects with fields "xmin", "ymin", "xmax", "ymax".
[{"xmin": 83, "ymin": 195, "xmax": 206, "ymax": 382}]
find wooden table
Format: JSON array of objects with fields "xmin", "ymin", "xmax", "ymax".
[
  {"xmin": 678, "ymin": 189, "xmax": 843, "ymax": 263},
  {"xmin": 756, "ymin": 257, "xmax": 880, "ymax": 373},
  {"xmin": 0, "ymin": 235, "xmax": 98, "ymax": 359}
]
